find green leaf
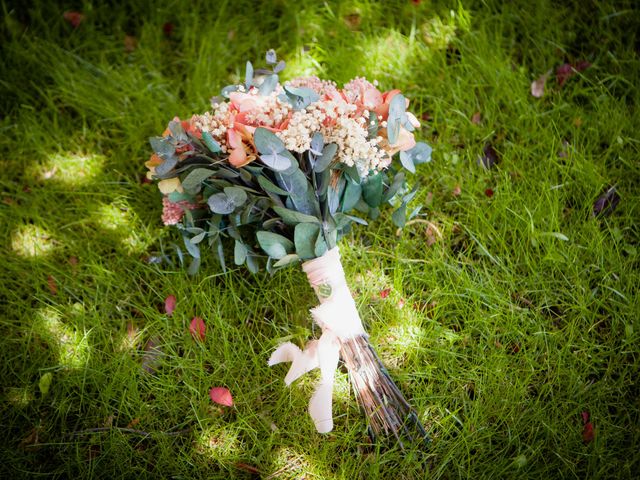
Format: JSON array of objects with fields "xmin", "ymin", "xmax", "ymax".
[
  {"xmin": 314, "ymin": 234, "xmax": 328, "ymax": 257},
  {"xmin": 258, "ymin": 175, "xmax": 290, "ymax": 195},
  {"xmin": 259, "ymin": 74, "xmax": 278, "ymax": 96},
  {"xmin": 342, "ymin": 164, "xmax": 361, "ymax": 183},
  {"xmin": 254, "ymin": 127, "xmax": 286, "ymax": 154},
  {"xmin": 262, "ymin": 217, "xmax": 281, "ymax": 229},
  {"xmin": 382, "ymin": 171, "xmax": 406, "ymax": 203},
  {"xmin": 273, "ymin": 253, "xmax": 300, "ymax": 268},
  {"xmin": 190, "ymin": 231, "xmax": 207, "ymax": 244},
  {"xmin": 246, "ymin": 255, "xmax": 260, "ymax": 273},
  {"xmin": 387, "ymin": 94, "xmax": 406, "ymax": 145},
  {"xmin": 314, "ymin": 143, "xmax": 337, "ymax": 172},
  {"xmin": 257, "ymin": 231, "xmax": 294, "ymax": 259},
  {"xmin": 260, "ymin": 152, "xmax": 292, "ymax": 171},
  {"xmin": 245, "ymin": 61, "xmax": 254, "ymax": 90},
  {"xmin": 182, "ymin": 168, "xmax": 216, "ymax": 193},
  {"xmin": 224, "ymin": 186, "xmax": 248, "ymax": 207},
  {"xmin": 273, "ymin": 206, "xmax": 320, "ymax": 225},
  {"xmin": 399, "ymin": 150, "xmax": 416, "ymax": 173},
  {"xmin": 207, "ymin": 193, "xmax": 235, "ymax": 214},
  {"xmin": 234, "ymin": 240, "xmax": 247, "ymax": 265},
  {"xmin": 341, "ymin": 181, "xmax": 362, "ymax": 212},
  {"xmin": 362, "ymin": 172, "xmax": 383, "ymax": 207},
  {"xmin": 392, "ymin": 202, "xmax": 407, "ymax": 227},
  {"xmin": 294, "ymin": 223, "xmax": 320, "ymax": 259},
  {"xmin": 202, "ymin": 131, "xmax": 222, "ymax": 153},
  {"xmin": 187, "ymin": 256, "xmax": 201, "ymax": 276},
  {"xmin": 39, "ymin": 372, "xmax": 53, "ymax": 396}
]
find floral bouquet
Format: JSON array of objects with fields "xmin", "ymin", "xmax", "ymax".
[{"xmin": 146, "ymin": 50, "xmax": 431, "ymax": 445}]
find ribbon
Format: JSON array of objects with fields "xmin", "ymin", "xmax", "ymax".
[{"xmin": 268, "ymin": 247, "xmax": 365, "ymax": 433}]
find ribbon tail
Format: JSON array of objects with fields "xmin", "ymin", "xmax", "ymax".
[
  {"xmin": 269, "ymin": 340, "xmax": 320, "ymax": 386},
  {"xmin": 308, "ymin": 331, "xmax": 340, "ymax": 433}
]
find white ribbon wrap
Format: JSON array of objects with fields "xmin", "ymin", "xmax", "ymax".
[{"xmin": 268, "ymin": 247, "xmax": 365, "ymax": 433}]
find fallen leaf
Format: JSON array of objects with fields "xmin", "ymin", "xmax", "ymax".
[
  {"xmin": 581, "ymin": 411, "xmax": 590, "ymax": 424},
  {"xmin": 47, "ymin": 275, "xmax": 57, "ymax": 295},
  {"xmin": 189, "ymin": 316, "xmax": 206, "ymax": 342},
  {"xmin": 63, "ymin": 11, "xmax": 85, "ymax": 28},
  {"xmin": 573, "ymin": 117, "xmax": 583, "ymax": 127},
  {"xmin": 2, "ymin": 196, "xmax": 14, "ymax": 205},
  {"xmin": 165, "ymin": 295, "xmax": 176, "ymax": 316},
  {"xmin": 592, "ymin": 186, "xmax": 620, "ymax": 218},
  {"xmin": 19, "ymin": 427, "xmax": 40, "ymax": 450},
  {"xmin": 452, "ymin": 184, "xmax": 462, "ymax": 197},
  {"xmin": 556, "ymin": 61, "xmax": 591, "ymax": 87},
  {"xmin": 379, "ymin": 288, "xmax": 391, "ymax": 299},
  {"xmin": 471, "ymin": 111, "xmax": 482, "ymax": 124},
  {"xmin": 124, "ymin": 35, "xmax": 137, "ymax": 52},
  {"xmin": 126, "ymin": 418, "xmax": 140, "ymax": 428},
  {"xmin": 485, "ymin": 188, "xmax": 494, "ymax": 197},
  {"xmin": 210, "ymin": 387, "xmax": 234, "ymax": 407},
  {"xmin": 344, "ymin": 13, "xmax": 361, "ymax": 29},
  {"xmin": 235, "ymin": 463, "xmax": 260, "ymax": 475},
  {"xmin": 531, "ymin": 69, "xmax": 552, "ymax": 98},
  {"xmin": 582, "ymin": 421, "xmax": 595, "ymax": 444},
  {"xmin": 478, "ymin": 144, "xmax": 499, "ymax": 169},
  {"xmin": 162, "ymin": 22, "xmax": 174, "ymax": 37}
]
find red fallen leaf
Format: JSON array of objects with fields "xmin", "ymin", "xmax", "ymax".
[
  {"xmin": 189, "ymin": 316, "xmax": 206, "ymax": 342},
  {"xmin": 164, "ymin": 295, "xmax": 176, "ymax": 316},
  {"xmin": 210, "ymin": 387, "xmax": 233, "ymax": 407},
  {"xmin": 471, "ymin": 112, "xmax": 482, "ymax": 124},
  {"xmin": 485, "ymin": 188, "xmax": 494, "ymax": 197},
  {"xmin": 379, "ymin": 288, "xmax": 391, "ymax": 299},
  {"xmin": 593, "ymin": 186, "xmax": 620, "ymax": 218},
  {"xmin": 162, "ymin": 22, "xmax": 174, "ymax": 37},
  {"xmin": 581, "ymin": 411, "xmax": 590, "ymax": 424},
  {"xmin": 63, "ymin": 11, "xmax": 85, "ymax": 28},
  {"xmin": 582, "ymin": 421, "xmax": 594, "ymax": 443},
  {"xmin": 556, "ymin": 61, "xmax": 591, "ymax": 87},
  {"xmin": 478, "ymin": 144, "xmax": 499, "ymax": 169},
  {"xmin": 47, "ymin": 275, "xmax": 57, "ymax": 295}
]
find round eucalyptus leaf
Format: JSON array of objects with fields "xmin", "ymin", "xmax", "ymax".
[{"xmin": 208, "ymin": 193, "xmax": 235, "ymax": 214}]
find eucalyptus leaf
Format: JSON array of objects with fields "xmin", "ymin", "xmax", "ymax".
[
  {"xmin": 266, "ymin": 49, "xmax": 277, "ymax": 65},
  {"xmin": 274, "ymin": 253, "xmax": 300, "ymax": 268},
  {"xmin": 273, "ymin": 60, "xmax": 286, "ymax": 73},
  {"xmin": 254, "ymin": 127, "xmax": 286, "ymax": 154},
  {"xmin": 294, "ymin": 223, "xmax": 320, "ymax": 259},
  {"xmin": 154, "ymin": 154, "xmax": 178, "ymax": 176},
  {"xmin": 150, "ymin": 136, "xmax": 175, "ymax": 159},
  {"xmin": 182, "ymin": 168, "xmax": 216, "ymax": 193},
  {"xmin": 314, "ymin": 143, "xmax": 337, "ymax": 172},
  {"xmin": 187, "ymin": 256, "xmax": 201, "ymax": 276},
  {"xmin": 246, "ymin": 254, "xmax": 259, "ymax": 273},
  {"xmin": 259, "ymin": 74, "xmax": 278, "ymax": 96},
  {"xmin": 387, "ymin": 94, "xmax": 406, "ymax": 145},
  {"xmin": 182, "ymin": 233, "xmax": 201, "ymax": 258},
  {"xmin": 207, "ymin": 193, "xmax": 235, "ymax": 214},
  {"xmin": 245, "ymin": 61, "xmax": 254, "ymax": 90},
  {"xmin": 262, "ymin": 217, "xmax": 281, "ymax": 229},
  {"xmin": 341, "ymin": 181, "xmax": 362, "ymax": 212},
  {"xmin": 382, "ymin": 171, "xmax": 406, "ymax": 203},
  {"xmin": 258, "ymin": 175, "xmax": 290, "ymax": 195},
  {"xmin": 362, "ymin": 172, "xmax": 383, "ymax": 207},
  {"xmin": 399, "ymin": 150, "xmax": 416, "ymax": 173},
  {"xmin": 392, "ymin": 202, "xmax": 407, "ymax": 227},
  {"xmin": 260, "ymin": 152, "xmax": 292, "ymax": 171},
  {"xmin": 257, "ymin": 231, "xmax": 294, "ymax": 259},
  {"xmin": 202, "ymin": 131, "xmax": 222, "ymax": 153},
  {"xmin": 273, "ymin": 206, "xmax": 320, "ymax": 225},
  {"xmin": 221, "ymin": 85, "xmax": 239, "ymax": 98},
  {"xmin": 224, "ymin": 186, "xmax": 248, "ymax": 207},
  {"xmin": 314, "ymin": 234, "xmax": 328, "ymax": 257},
  {"xmin": 234, "ymin": 240, "xmax": 247, "ymax": 265},
  {"xmin": 190, "ymin": 231, "xmax": 207, "ymax": 244},
  {"xmin": 310, "ymin": 132, "xmax": 324, "ymax": 156}
]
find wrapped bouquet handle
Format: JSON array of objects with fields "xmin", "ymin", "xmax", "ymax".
[{"xmin": 146, "ymin": 50, "xmax": 432, "ymax": 446}]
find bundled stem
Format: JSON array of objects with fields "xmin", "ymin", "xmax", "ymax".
[{"xmin": 339, "ymin": 335, "xmax": 429, "ymax": 449}]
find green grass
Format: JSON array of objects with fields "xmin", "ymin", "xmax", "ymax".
[{"xmin": 1, "ymin": 0, "xmax": 639, "ymax": 478}]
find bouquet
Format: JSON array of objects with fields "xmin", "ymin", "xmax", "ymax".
[{"xmin": 146, "ymin": 50, "xmax": 432, "ymax": 445}]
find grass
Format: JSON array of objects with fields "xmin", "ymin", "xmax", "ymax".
[{"xmin": 1, "ymin": 0, "xmax": 639, "ymax": 478}]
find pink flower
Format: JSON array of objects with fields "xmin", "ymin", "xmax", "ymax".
[
  {"xmin": 343, "ymin": 77, "xmax": 383, "ymax": 112},
  {"xmin": 161, "ymin": 197, "xmax": 199, "ymax": 225}
]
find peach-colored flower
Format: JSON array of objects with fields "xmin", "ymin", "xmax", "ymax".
[{"xmin": 227, "ymin": 118, "xmax": 257, "ymax": 168}]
